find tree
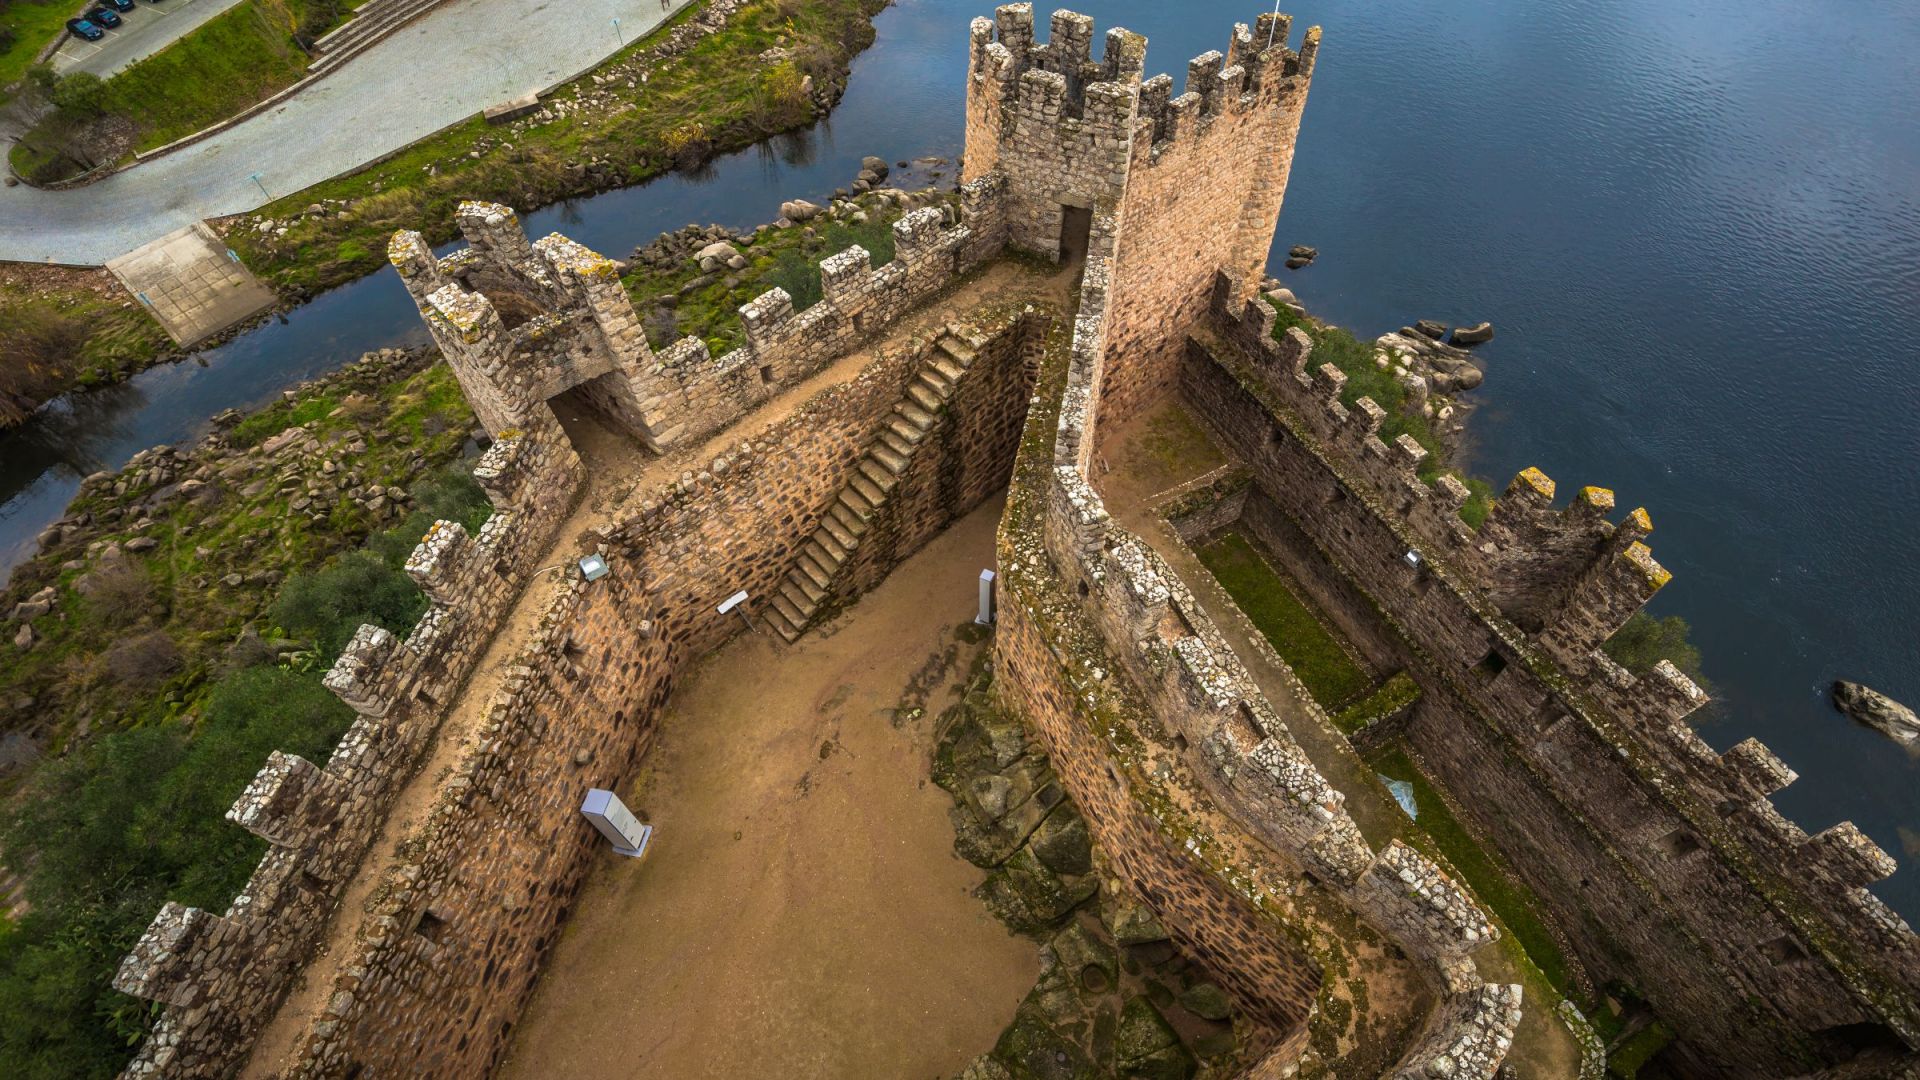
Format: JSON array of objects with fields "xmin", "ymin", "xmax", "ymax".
[
  {"xmin": 49, "ymin": 72, "xmax": 108, "ymax": 118},
  {"xmin": 1602, "ymin": 612, "xmax": 1706, "ymax": 686}
]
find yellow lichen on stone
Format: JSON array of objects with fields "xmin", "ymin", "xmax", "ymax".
[
  {"xmin": 1625, "ymin": 507, "xmax": 1653, "ymax": 533},
  {"xmin": 1625, "ymin": 541, "xmax": 1671, "ymax": 588},
  {"xmin": 1578, "ymin": 485, "xmax": 1614, "ymax": 510},
  {"xmin": 1517, "ymin": 466, "xmax": 1555, "ymax": 499}
]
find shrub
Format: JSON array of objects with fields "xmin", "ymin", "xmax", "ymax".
[
  {"xmin": 25, "ymin": 63, "xmax": 58, "ymax": 94},
  {"xmin": 80, "ymin": 562, "xmax": 157, "ymax": 628},
  {"xmin": 101, "ymin": 631, "xmax": 183, "ymax": 691},
  {"xmin": 661, "ymin": 121, "xmax": 709, "ymax": 169},
  {"xmin": 1602, "ymin": 612, "xmax": 1706, "ymax": 686},
  {"xmin": 50, "ymin": 72, "xmax": 107, "ymax": 118}
]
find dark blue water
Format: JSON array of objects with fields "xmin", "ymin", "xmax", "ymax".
[{"xmin": 2, "ymin": 0, "xmax": 1916, "ymax": 916}]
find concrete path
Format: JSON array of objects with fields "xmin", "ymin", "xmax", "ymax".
[
  {"xmin": 0, "ymin": 0, "xmax": 694, "ymax": 265},
  {"xmin": 105, "ymin": 221, "xmax": 276, "ymax": 343},
  {"xmin": 50, "ymin": 0, "xmax": 250, "ymax": 79}
]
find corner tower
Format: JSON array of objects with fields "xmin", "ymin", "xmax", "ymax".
[{"xmin": 962, "ymin": 4, "xmax": 1320, "ymax": 429}]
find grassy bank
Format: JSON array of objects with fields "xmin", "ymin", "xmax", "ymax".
[
  {"xmin": 1266, "ymin": 300, "xmax": 1494, "ymax": 528},
  {"xmin": 0, "ymin": 0, "xmax": 71, "ymax": 98},
  {"xmin": 0, "ymin": 355, "xmax": 484, "ymax": 1076},
  {"xmin": 8, "ymin": 0, "xmax": 310, "ymax": 183},
  {"xmin": 0, "ymin": 269, "xmax": 173, "ymax": 425},
  {"xmin": 231, "ymin": 0, "xmax": 882, "ymax": 294}
]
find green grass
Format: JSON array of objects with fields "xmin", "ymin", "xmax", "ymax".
[
  {"xmin": 229, "ymin": 0, "xmax": 884, "ymax": 294},
  {"xmin": 1195, "ymin": 529, "xmax": 1372, "ymax": 709},
  {"xmin": 0, "ymin": 284, "xmax": 172, "ymax": 423},
  {"xmin": 0, "ymin": 0, "xmax": 73, "ymax": 96},
  {"xmin": 1266, "ymin": 300, "xmax": 1495, "ymax": 528},
  {"xmin": 1368, "ymin": 743, "xmax": 1578, "ymax": 999},
  {"xmin": 1606, "ymin": 1019, "xmax": 1674, "ymax": 1077},
  {"xmin": 114, "ymin": 0, "xmax": 309, "ymax": 152},
  {"xmin": 1328, "ymin": 670, "xmax": 1419, "ymax": 735},
  {"xmin": 621, "ymin": 196, "xmax": 918, "ymax": 355}
]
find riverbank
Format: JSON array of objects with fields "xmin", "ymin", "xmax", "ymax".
[{"xmin": 0, "ymin": 0, "xmax": 887, "ymax": 428}]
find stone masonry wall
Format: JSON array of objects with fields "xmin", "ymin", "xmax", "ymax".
[
  {"xmin": 1098, "ymin": 16, "xmax": 1316, "ymax": 432},
  {"xmin": 394, "ymin": 187, "xmax": 1009, "ymax": 456},
  {"xmin": 1183, "ymin": 294, "xmax": 1920, "ymax": 1075},
  {"xmin": 994, "ymin": 202, "xmax": 1522, "ymax": 1078},
  {"xmin": 270, "ymin": 304, "xmax": 1056, "ymax": 1077},
  {"xmin": 111, "ymin": 416, "xmax": 585, "ymax": 1079}
]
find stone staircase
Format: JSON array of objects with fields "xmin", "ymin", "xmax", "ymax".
[
  {"xmin": 764, "ymin": 333, "xmax": 979, "ymax": 643},
  {"xmin": 308, "ymin": 0, "xmax": 450, "ymax": 77}
]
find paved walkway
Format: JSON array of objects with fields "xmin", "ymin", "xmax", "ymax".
[
  {"xmin": 0, "ymin": 0, "xmax": 694, "ymax": 265},
  {"xmin": 50, "ymin": 0, "xmax": 250, "ymax": 79},
  {"xmin": 105, "ymin": 221, "xmax": 276, "ymax": 343}
]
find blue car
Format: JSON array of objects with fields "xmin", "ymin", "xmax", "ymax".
[
  {"xmin": 102, "ymin": 0, "xmax": 136, "ymax": 10},
  {"xmin": 86, "ymin": 5, "xmax": 122, "ymax": 26},
  {"xmin": 66, "ymin": 16, "xmax": 106, "ymax": 40}
]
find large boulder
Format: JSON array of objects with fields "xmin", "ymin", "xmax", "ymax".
[
  {"xmin": 1413, "ymin": 319, "xmax": 1449, "ymax": 340},
  {"xmin": 1451, "ymin": 321, "xmax": 1495, "ymax": 345},
  {"xmin": 694, "ymin": 240, "xmax": 739, "ymax": 272},
  {"xmin": 861, "ymin": 155, "xmax": 890, "ymax": 179},
  {"xmin": 1833, "ymin": 680, "xmax": 1919, "ymax": 745},
  {"xmin": 780, "ymin": 198, "xmax": 823, "ymax": 222}
]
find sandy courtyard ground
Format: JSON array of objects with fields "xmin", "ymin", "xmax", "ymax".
[{"xmin": 500, "ymin": 498, "xmax": 1035, "ymax": 1079}]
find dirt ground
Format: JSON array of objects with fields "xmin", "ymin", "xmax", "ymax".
[{"xmin": 499, "ymin": 497, "xmax": 1035, "ymax": 1080}]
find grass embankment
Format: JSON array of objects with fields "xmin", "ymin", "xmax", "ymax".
[
  {"xmin": 0, "ymin": 359, "xmax": 484, "ymax": 1076},
  {"xmin": 1265, "ymin": 300, "xmax": 1494, "ymax": 529},
  {"xmin": 0, "ymin": 0, "xmax": 72, "ymax": 99},
  {"xmin": 9, "ymin": 0, "xmax": 311, "ymax": 181},
  {"xmin": 1196, "ymin": 529, "xmax": 1372, "ymax": 710},
  {"xmin": 0, "ymin": 271, "xmax": 173, "ymax": 424},
  {"xmin": 232, "ymin": 0, "xmax": 883, "ymax": 294}
]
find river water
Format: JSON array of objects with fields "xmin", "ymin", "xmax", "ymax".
[{"xmin": 2, "ymin": 0, "xmax": 1916, "ymax": 916}]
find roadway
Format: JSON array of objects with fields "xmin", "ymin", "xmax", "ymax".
[
  {"xmin": 49, "ymin": 0, "xmax": 251, "ymax": 80},
  {"xmin": 0, "ymin": 0, "xmax": 694, "ymax": 266}
]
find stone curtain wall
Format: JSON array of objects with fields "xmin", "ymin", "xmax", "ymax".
[
  {"xmin": 111, "ymin": 421, "xmax": 585, "ymax": 1079},
  {"xmin": 394, "ymin": 188, "xmax": 1009, "ymax": 456},
  {"xmin": 992, "ymin": 204, "xmax": 1523, "ymax": 1077},
  {"xmin": 1098, "ymin": 16, "xmax": 1316, "ymax": 431},
  {"xmin": 1183, "ymin": 292, "xmax": 1920, "ymax": 1075},
  {"xmin": 266, "ymin": 305, "xmax": 1054, "ymax": 1077}
]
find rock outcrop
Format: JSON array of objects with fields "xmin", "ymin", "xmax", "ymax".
[{"xmin": 1833, "ymin": 680, "xmax": 1919, "ymax": 745}]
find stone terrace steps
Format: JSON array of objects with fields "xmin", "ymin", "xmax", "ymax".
[
  {"xmin": 763, "ymin": 333, "xmax": 977, "ymax": 643},
  {"xmin": 309, "ymin": 0, "xmax": 450, "ymax": 77}
]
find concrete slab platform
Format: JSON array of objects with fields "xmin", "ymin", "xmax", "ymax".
[{"xmin": 106, "ymin": 222, "xmax": 276, "ymax": 346}]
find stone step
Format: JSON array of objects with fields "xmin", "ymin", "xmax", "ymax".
[
  {"xmin": 849, "ymin": 472, "xmax": 887, "ymax": 506},
  {"xmin": 821, "ymin": 513, "xmax": 858, "ymax": 550},
  {"xmin": 908, "ymin": 382, "xmax": 943, "ymax": 412},
  {"xmin": 937, "ymin": 335, "xmax": 978, "ymax": 366},
  {"xmin": 871, "ymin": 444, "xmax": 909, "ymax": 475},
  {"xmin": 812, "ymin": 527, "xmax": 846, "ymax": 562},
  {"xmin": 898, "ymin": 402, "xmax": 936, "ymax": 430},
  {"xmin": 769, "ymin": 591, "xmax": 806, "ymax": 630},
  {"xmin": 804, "ymin": 539, "xmax": 843, "ymax": 573},
  {"xmin": 931, "ymin": 355, "xmax": 966, "ymax": 384},
  {"xmin": 780, "ymin": 579, "xmax": 818, "ymax": 615},
  {"xmin": 837, "ymin": 489, "xmax": 874, "ymax": 521},
  {"xmin": 796, "ymin": 556, "xmax": 832, "ymax": 592},
  {"xmin": 857, "ymin": 459, "xmax": 899, "ymax": 492},
  {"xmin": 831, "ymin": 501, "xmax": 869, "ymax": 535},
  {"xmin": 878, "ymin": 428, "xmax": 916, "ymax": 459},
  {"xmin": 919, "ymin": 366, "xmax": 952, "ymax": 394},
  {"xmin": 886, "ymin": 414, "xmax": 927, "ymax": 444}
]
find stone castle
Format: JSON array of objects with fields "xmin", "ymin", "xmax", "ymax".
[{"xmin": 106, "ymin": 6, "xmax": 1918, "ymax": 1078}]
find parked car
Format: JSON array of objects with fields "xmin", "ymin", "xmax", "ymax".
[
  {"xmin": 100, "ymin": 0, "xmax": 136, "ymax": 11},
  {"xmin": 86, "ymin": 5, "xmax": 122, "ymax": 26},
  {"xmin": 66, "ymin": 16, "xmax": 106, "ymax": 40}
]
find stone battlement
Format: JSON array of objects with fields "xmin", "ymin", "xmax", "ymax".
[
  {"xmin": 111, "ymin": 418, "xmax": 583, "ymax": 1078},
  {"xmin": 1188, "ymin": 284, "xmax": 1920, "ymax": 1072},
  {"xmin": 393, "ymin": 191, "xmax": 1003, "ymax": 456},
  {"xmin": 1001, "ymin": 206, "xmax": 1524, "ymax": 1076}
]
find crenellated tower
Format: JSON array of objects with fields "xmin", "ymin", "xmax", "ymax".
[{"xmin": 963, "ymin": 3, "xmax": 1320, "ymax": 431}]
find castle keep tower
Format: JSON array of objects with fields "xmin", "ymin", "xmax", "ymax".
[{"xmin": 964, "ymin": 3, "xmax": 1319, "ymax": 423}]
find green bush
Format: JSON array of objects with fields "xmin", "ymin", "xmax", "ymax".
[
  {"xmin": 1602, "ymin": 612, "xmax": 1705, "ymax": 685},
  {"xmin": 271, "ymin": 464, "xmax": 489, "ymax": 660},
  {"xmin": 49, "ymin": 71, "xmax": 106, "ymax": 117},
  {"xmin": 0, "ymin": 667, "xmax": 353, "ymax": 1078}
]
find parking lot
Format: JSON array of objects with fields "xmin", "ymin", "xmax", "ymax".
[{"xmin": 49, "ymin": 0, "xmax": 246, "ymax": 79}]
